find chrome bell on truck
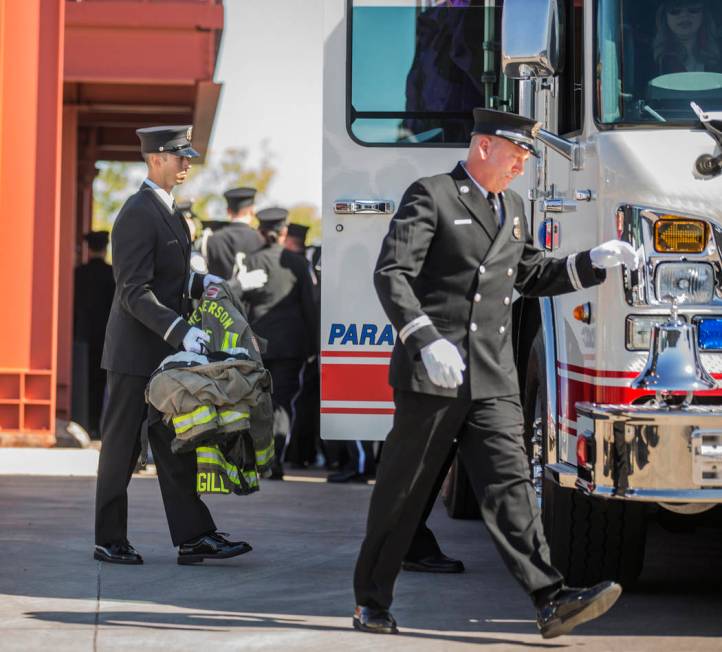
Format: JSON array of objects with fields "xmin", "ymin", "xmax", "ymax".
[{"xmin": 632, "ymin": 297, "xmax": 716, "ymax": 406}]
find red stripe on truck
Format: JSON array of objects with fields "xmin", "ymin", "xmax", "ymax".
[{"xmin": 321, "ymin": 363, "xmax": 393, "ymax": 401}]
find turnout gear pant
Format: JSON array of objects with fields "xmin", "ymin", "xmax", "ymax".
[
  {"xmin": 95, "ymin": 372, "xmax": 215, "ymax": 547},
  {"xmin": 354, "ymin": 390, "xmax": 562, "ymax": 610}
]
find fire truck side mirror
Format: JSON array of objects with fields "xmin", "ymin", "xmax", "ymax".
[{"xmin": 501, "ymin": 0, "xmax": 564, "ymax": 80}]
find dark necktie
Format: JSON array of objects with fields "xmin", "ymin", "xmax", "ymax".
[{"xmin": 487, "ymin": 192, "xmax": 503, "ymax": 228}]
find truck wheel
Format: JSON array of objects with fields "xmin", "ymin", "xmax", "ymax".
[
  {"xmin": 523, "ymin": 331, "xmax": 646, "ymax": 587},
  {"xmin": 442, "ymin": 454, "xmax": 481, "ymax": 520},
  {"xmin": 542, "ymin": 477, "xmax": 647, "ymax": 587}
]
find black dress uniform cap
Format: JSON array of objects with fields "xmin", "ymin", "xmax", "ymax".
[
  {"xmin": 223, "ymin": 187, "xmax": 257, "ymax": 212},
  {"xmin": 84, "ymin": 230, "xmax": 110, "ymax": 252},
  {"xmin": 257, "ymin": 207, "xmax": 289, "ymax": 231},
  {"xmin": 471, "ymin": 108, "xmax": 541, "ymax": 158},
  {"xmin": 135, "ymin": 125, "xmax": 199, "ymax": 158},
  {"xmin": 287, "ymin": 223, "xmax": 309, "ymax": 241}
]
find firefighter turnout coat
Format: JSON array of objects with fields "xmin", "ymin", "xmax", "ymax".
[{"xmin": 374, "ymin": 163, "xmax": 606, "ymax": 399}]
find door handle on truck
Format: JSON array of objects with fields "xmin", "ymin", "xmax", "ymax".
[
  {"xmin": 334, "ymin": 199, "xmax": 395, "ymax": 215},
  {"xmin": 540, "ymin": 198, "xmax": 577, "ymax": 213}
]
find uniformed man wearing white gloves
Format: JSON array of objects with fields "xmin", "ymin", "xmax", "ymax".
[
  {"xmin": 95, "ymin": 125, "xmax": 263, "ymax": 567},
  {"xmin": 352, "ymin": 109, "xmax": 637, "ymax": 638}
]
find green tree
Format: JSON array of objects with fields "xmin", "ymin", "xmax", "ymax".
[
  {"xmin": 92, "ymin": 161, "xmax": 145, "ymax": 231},
  {"xmin": 178, "ymin": 145, "xmax": 276, "ymax": 222}
]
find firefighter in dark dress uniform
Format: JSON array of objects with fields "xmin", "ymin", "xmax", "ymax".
[
  {"xmin": 95, "ymin": 125, "xmax": 252, "ymax": 566},
  {"xmin": 74, "ymin": 231, "xmax": 115, "ymax": 437},
  {"xmin": 243, "ymin": 208, "xmax": 318, "ymax": 479},
  {"xmin": 204, "ymin": 187, "xmax": 264, "ymax": 279},
  {"xmin": 352, "ymin": 109, "xmax": 639, "ymax": 638}
]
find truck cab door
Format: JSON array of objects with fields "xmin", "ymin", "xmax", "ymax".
[{"xmin": 321, "ymin": 0, "xmax": 517, "ymax": 440}]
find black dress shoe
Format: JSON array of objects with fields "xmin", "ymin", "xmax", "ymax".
[
  {"xmin": 352, "ymin": 605, "xmax": 398, "ymax": 634},
  {"xmin": 94, "ymin": 542, "xmax": 143, "ymax": 565},
  {"xmin": 327, "ymin": 469, "xmax": 368, "ymax": 483},
  {"xmin": 536, "ymin": 581, "xmax": 622, "ymax": 639},
  {"xmin": 177, "ymin": 531, "xmax": 252, "ymax": 565},
  {"xmin": 402, "ymin": 552, "xmax": 465, "ymax": 573}
]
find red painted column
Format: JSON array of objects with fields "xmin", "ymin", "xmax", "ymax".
[
  {"xmin": 0, "ymin": 0, "xmax": 64, "ymax": 445},
  {"xmin": 56, "ymin": 106, "xmax": 79, "ymax": 422}
]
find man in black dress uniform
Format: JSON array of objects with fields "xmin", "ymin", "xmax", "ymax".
[
  {"xmin": 204, "ymin": 187, "xmax": 264, "ymax": 279},
  {"xmin": 74, "ymin": 231, "xmax": 115, "ymax": 437},
  {"xmin": 352, "ymin": 109, "xmax": 639, "ymax": 638},
  {"xmin": 95, "ymin": 125, "xmax": 252, "ymax": 566},
  {"xmin": 243, "ymin": 208, "xmax": 319, "ymax": 479}
]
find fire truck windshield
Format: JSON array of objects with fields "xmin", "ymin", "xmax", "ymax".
[{"xmin": 596, "ymin": 0, "xmax": 722, "ymax": 126}]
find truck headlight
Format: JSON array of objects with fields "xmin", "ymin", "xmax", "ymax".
[{"xmin": 654, "ymin": 262, "xmax": 715, "ymax": 304}]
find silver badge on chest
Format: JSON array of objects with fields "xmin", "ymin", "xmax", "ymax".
[{"xmin": 512, "ymin": 216, "xmax": 522, "ymax": 240}]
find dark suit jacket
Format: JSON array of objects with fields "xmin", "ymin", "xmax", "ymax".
[
  {"xmin": 102, "ymin": 183, "xmax": 205, "ymax": 376},
  {"xmin": 74, "ymin": 258, "xmax": 115, "ymax": 350},
  {"xmin": 374, "ymin": 163, "xmax": 605, "ymax": 399},
  {"xmin": 206, "ymin": 222, "xmax": 264, "ymax": 279},
  {"xmin": 244, "ymin": 244, "xmax": 318, "ymax": 360}
]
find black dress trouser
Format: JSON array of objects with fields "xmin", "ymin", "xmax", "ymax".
[
  {"xmin": 265, "ymin": 358, "xmax": 304, "ymax": 462},
  {"xmin": 354, "ymin": 389, "xmax": 562, "ymax": 610},
  {"xmin": 94, "ymin": 372, "xmax": 215, "ymax": 547}
]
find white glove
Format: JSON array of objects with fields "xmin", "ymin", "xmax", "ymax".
[
  {"xmin": 421, "ymin": 338, "xmax": 466, "ymax": 389},
  {"xmin": 182, "ymin": 327, "xmax": 210, "ymax": 354},
  {"xmin": 202, "ymin": 273, "xmax": 223, "ymax": 289},
  {"xmin": 590, "ymin": 240, "xmax": 640, "ymax": 270},
  {"xmin": 237, "ymin": 268, "xmax": 268, "ymax": 290}
]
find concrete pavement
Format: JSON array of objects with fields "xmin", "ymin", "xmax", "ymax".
[{"xmin": 2, "ymin": 473, "xmax": 722, "ymax": 651}]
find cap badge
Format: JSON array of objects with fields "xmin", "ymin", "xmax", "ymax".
[
  {"xmin": 531, "ymin": 122, "xmax": 541, "ymax": 138},
  {"xmin": 186, "ymin": 126, "xmax": 193, "ymax": 142},
  {"xmin": 460, "ymin": 185, "xmax": 470, "ymax": 194},
  {"xmin": 512, "ymin": 216, "xmax": 522, "ymax": 240}
]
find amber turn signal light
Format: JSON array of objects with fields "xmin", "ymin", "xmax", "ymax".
[
  {"xmin": 572, "ymin": 303, "xmax": 592, "ymax": 324},
  {"xmin": 654, "ymin": 217, "xmax": 707, "ymax": 253}
]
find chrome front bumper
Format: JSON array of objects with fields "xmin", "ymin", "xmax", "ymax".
[{"xmin": 562, "ymin": 402, "xmax": 722, "ymax": 503}]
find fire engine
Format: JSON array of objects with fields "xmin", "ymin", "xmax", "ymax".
[{"xmin": 321, "ymin": 0, "xmax": 722, "ymax": 585}]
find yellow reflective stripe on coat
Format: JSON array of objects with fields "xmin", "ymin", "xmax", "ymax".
[
  {"xmin": 196, "ymin": 446, "xmax": 241, "ymax": 486},
  {"xmin": 255, "ymin": 442, "xmax": 274, "ymax": 467},
  {"xmin": 217, "ymin": 409, "xmax": 249, "ymax": 427},
  {"xmin": 172, "ymin": 405, "xmax": 216, "ymax": 434},
  {"xmin": 221, "ymin": 330, "xmax": 239, "ymax": 352}
]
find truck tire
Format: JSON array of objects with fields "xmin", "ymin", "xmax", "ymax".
[
  {"xmin": 542, "ymin": 476, "xmax": 647, "ymax": 587},
  {"xmin": 442, "ymin": 454, "xmax": 481, "ymax": 520},
  {"xmin": 523, "ymin": 331, "xmax": 647, "ymax": 587}
]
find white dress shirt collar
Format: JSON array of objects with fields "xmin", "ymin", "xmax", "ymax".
[{"xmin": 143, "ymin": 178, "xmax": 175, "ymax": 213}]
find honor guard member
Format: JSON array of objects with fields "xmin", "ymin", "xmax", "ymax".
[
  {"xmin": 96, "ymin": 125, "xmax": 252, "ymax": 565},
  {"xmin": 204, "ymin": 187, "xmax": 264, "ymax": 279},
  {"xmin": 74, "ymin": 231, "xmax": 115, "ymax": 437},
  {"xmin": 284, "ymin": 222, "xmax": 309, "ymax": 255},
  {"xmin": 352, "ymin": 109, "xmax": 639, "ymax": 638},
  {"xmin": 243, "ymin": 208, "xmax": 319, "ymax": 479}
]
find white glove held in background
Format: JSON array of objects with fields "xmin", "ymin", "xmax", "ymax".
[
  {"xmin": 203, "ymin": 273, "xmax": 223, "ymax": 289},
  {"xmin": 421, "ymin": 338, "xmax": 466, "ymax": 389},
  {"xmin": 237, "ymin": 268, "xmax": 268, "ymax": 290},
  {"xmin": 590, "ymin": 240, "xmax": 639, "ymax": 270},
  {"xmin": 182, "ymin": 327, "xmax": 210, "ymax": 354}
]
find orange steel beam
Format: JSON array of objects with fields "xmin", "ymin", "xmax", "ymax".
[{"xmin": 0, "ymin": 0, "xmax": 64, "ymax": 445}]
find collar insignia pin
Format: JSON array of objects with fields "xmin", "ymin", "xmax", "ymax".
[{"xmin": 460, "ymin": 185, "xmax": 470, "ymax": 194}]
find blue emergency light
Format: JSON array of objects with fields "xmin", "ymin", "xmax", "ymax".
[{"xmin": 695, "ymin": 317, "xmax": 722, "ymax": 351}]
